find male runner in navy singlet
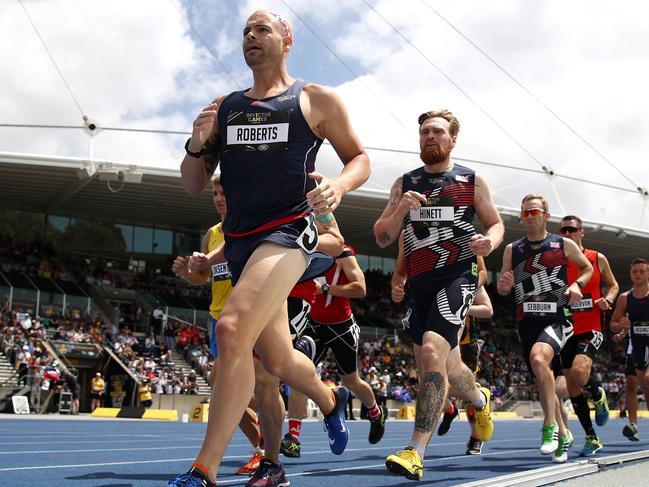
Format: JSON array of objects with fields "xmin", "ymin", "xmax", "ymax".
[
  {"xmin": 170, "ymin": 10, "xmax": 370, "ymax": 487},
  {"xmin": 611, "ymin": 258, "xmax": 649, "ymax": 441},
  {"xmin": 374, "ymin": 109, "xmax": 504, "ymax": 481}
]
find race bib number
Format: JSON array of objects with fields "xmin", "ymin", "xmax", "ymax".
[
  {"xmin": 523, "ymin": 302, "xmax": 557, "ymax": 314},
  {"xmin": 589, "ymin": 330, "xmax": 604, "ymax": 349},
  {"xmin": 571, "ymin": 294, "xmax": 593, "ymax": 312},
  {"xmin": 225, "ymin": 110, "xmax": 289, "ymax": 152},
  {"xmin": 409, "ymin": 206, "xmax": 454, "ymax": 224},
  {"xmin": 296, "ymin": 213, "xmax": 318, "ymax": 254},
  {"xmin": 633, "ymin": 324, "xmax": 649, "ymax": 336},
  {"xmin": 211, "ymin": 263, "xmax": 231, "ymax": 281}
]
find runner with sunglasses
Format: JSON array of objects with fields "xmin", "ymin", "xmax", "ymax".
[
  {"xmin": 558, "ymin": 215, "xmax": 619, "ymax": 456},
  {"xmin": 497, "ymin": 194, "xmax": 593, "ymax": 461}
]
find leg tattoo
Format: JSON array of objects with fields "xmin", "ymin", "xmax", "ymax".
[
  {"xmin": 449, "ymin": 364, "xmax": 476, "ymax": 396},
  {"xmin": 415, "ymin": 371, "xmax": 446, "ymax": 433}
]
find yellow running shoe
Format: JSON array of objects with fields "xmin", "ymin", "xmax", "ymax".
[
  {"xmin": 386, "ymin": 446, "xmax": 423, "ymax": 481},
  {"xmin": 473, "ymin": 387, "xmax": 494, "ymax": 442}
]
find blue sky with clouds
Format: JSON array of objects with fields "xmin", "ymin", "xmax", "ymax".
[{"xmin": 1, "ymin": 0, "xmax": 648, "ymax": 231}]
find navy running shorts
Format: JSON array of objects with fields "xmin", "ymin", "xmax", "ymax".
[
  {"xmin": 407, "ymin": 269, "xmax": 477, "ymax": 348},
  {"xmin": 224, "ymin": 213, "xmax": 333, "ymax": 285}
]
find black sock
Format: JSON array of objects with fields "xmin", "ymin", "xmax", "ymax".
[
  {"xmin": 586, "ymin": 376, "xmax": 602, "ymax": 401},
  {"xmin": 571, "ymin": 394, "xmax": 595, "ymax": 437}
]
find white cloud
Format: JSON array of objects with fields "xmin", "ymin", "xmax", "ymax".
[{"xmin": 1, "ymin": 0, "xmax": 648, "ymax": 229}]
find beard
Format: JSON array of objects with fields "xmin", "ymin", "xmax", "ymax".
[{"xmin": 420, "ymin": 144, "xmax": 451, "ymax": 165}]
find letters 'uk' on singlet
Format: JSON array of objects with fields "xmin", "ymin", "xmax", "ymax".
[
  {"xmin": 511, "ymin": 233, "xmax": 570, "ymax": 321},
  {"xmin": 216, "ymin": 80, "xmax": 323, "ymax": 237},
  {"xmin": 402, "ymin": 164, "xmax": 477, "ymax": 281}
]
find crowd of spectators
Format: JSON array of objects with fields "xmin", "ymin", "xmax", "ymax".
[
  {"xmin": 0, "ymin": 234, "xmax": 640, "ymax": 408},
  {"xmin": 0, "ymin": 307, "xmax": 55, "ymax": 398},
  {"xmin": 0, "ymin": 235, "xmax": 64, "ymax": 280},
  {"xmin": 112, "ymin": 324, "xmax": 201, "ymax": 395}
]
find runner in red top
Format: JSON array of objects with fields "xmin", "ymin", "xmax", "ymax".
[
  {"xmin": 281, "ymin": 245, "xmax": 388, "ymax": 459},
  {"xmin": 559, "ymin": 214, "xmax": 619, "ymax": 456}
]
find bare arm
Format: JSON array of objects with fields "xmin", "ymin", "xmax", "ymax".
[
  {"xmin": 564, "ymin": 238, "xmax": 593, "ymax": 305},
  {"xmin": 180, "ymin": 96, "xmax": 225, "ymax": 196},
  {"xmin": 471, "ymin": 173, "xmax": 504, "ymax": 256},
  {"xmin": 596, "ymin": 252, "xmax": 620, "ymax": 310},
  {"xmin": 373, "ymin": 177, "xmax": 428, "ymax": 248},
  {"xmin": 172, "ymin": 231, "xmax": 211, "ymax": 285},
  {"xmin": 322, "ymin": 254, "xmax": 366, "ymax": 299},
  {"xmin": 469, "ymin": 286, "xmax": 493, "ymax": 319},
  {"xmin": 303, "ymin": 85, "xmax": 370, "ymax": 215},
  {"xmin": 497, "ymin": 244, "xmax": 514, "ymax": 296},
  {"xmin": 610, "ymin": 293, "xmax": 630, "ymax": 333},
  {"xmin": 315, "ymin": 217, "xmax": 345, "ymax": 257},
  {"xmin": 391, "ymin": 231, "xmax": 408, "ymax": 303},
  {"xmin": 476, "ymin": 255, "xmax": 488, "ymax": 289}
]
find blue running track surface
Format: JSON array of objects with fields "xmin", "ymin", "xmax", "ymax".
[{"xmin": 0, "ymin": 417, "xmax": 647, "ymax": 486}]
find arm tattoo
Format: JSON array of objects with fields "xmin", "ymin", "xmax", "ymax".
[
  {"xmin": 387, "ymin": 177, "xmax": 403, "ymax": 208},
  {"xmin": 202, "ymin": 134, "xmax": 221, "ymax": 176},
  {"xmin": 414, "ymin": 371, "xmax": 446, "ymax": 433}
]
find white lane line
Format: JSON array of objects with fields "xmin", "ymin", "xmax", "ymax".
[
  {"xmin": 0, "ymin": 437, "xmax": 538, "ymax": 472},
  {"xmin": 214, "ymin": 448, "xmax": 531, "ymax": 485},
  {"xmin": 0, "ymin": 445, "xmax": 203, "ymax": 455}
]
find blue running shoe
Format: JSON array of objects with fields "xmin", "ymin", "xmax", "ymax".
[
  {"xmin": 578, "ymin": 435, "xmax": 603, "ymax": 457},
  {"xmin": 323, "ymin": 386, "xmax": 349, "ymax": 455},
  {"xmin": 594, "ymin": 387, "xmax": 609, "ymax": 427},
  {"xmin": 168, "ymin": 466, "xmax": 215, "ymax": 487}
]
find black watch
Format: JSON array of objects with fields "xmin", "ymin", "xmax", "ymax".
[
  {"xmin": 184, "ymin": 138, "xmax": 204, "ymax": 158},
  {"xmin": 321, "ymin": 283, "xmax": 330, "ymax": 294}
]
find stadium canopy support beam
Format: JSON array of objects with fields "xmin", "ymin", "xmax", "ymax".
[{"xmin": 45, "ymin": 172, "xmax": 96, "ymax": 213}]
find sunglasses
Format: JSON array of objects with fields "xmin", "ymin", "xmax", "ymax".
[
  {"xmin": 520, "ymin": 208, "xmax": 546, "ymax": 218},
  {"xmin": 559, "ymin": 226, "xmax": 580, "ymax": 234}
]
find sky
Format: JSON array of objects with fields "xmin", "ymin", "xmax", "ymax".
[{"xmin": 1, "ymin": 0, "xmax": 648, "ymax": 232}]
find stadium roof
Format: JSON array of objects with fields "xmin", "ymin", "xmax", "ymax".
[{"xmin": 1, "ymin": 151, "xmax": 647, "ymax": 285}]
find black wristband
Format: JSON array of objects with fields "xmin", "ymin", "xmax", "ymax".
[
  {"xmin": 184, "ymin": 138, "xmax": 204, "ymax": 158},
  {"xmin": 605, "ymin": 297, "xmax": 614, "ymax": 306},
  {"xmin": 576, "ymin": 280, "xmax": 585, "ymax": 289}
]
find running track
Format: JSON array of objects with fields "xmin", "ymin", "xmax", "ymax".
[{"xmin": 0, "ymin": 416, "xmax": 647, "ymax": 486}]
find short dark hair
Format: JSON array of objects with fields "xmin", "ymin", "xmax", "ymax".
[
  {"xmin": 631, "ymin": 257, "xmax": 648, "ymax": 267},
  {"xmin": 521, "ymin": 194, "xmax": 549, "ymax": 211},
  {"xmin": 418, "ymin": 109, "xmax": 459, "ymax": 137},
  {"xmin": 561, "ymin": 215, "xmax": 583, "ymax": 228}
]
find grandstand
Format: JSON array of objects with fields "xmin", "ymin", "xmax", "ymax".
[{"xmin": 1, "ymin": 154, "xmax": 647, "ymax": 420}]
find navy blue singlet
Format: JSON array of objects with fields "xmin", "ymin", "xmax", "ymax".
[{"xmin": 217, "ymin": 80, "xmax": 323, "ymax": 236}]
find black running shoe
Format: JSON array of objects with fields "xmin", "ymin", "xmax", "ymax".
[
  {"xmin": 466, "ymin": 437, "xmax": 483, "ymax": 455},
  {"xmin": 437, "ymin": 405, "xmax": 459, "ymax": 436},
  {"xmin": 368, "ymin": 405, "xmax": 387, "ymax": 444},
  {"xmin": 294, "ymin": 335, "xmax": 316, "ymax": 362},
  {"xmin": 279, "ymin": 432, "xmax": 301, "ymax": 458}
]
